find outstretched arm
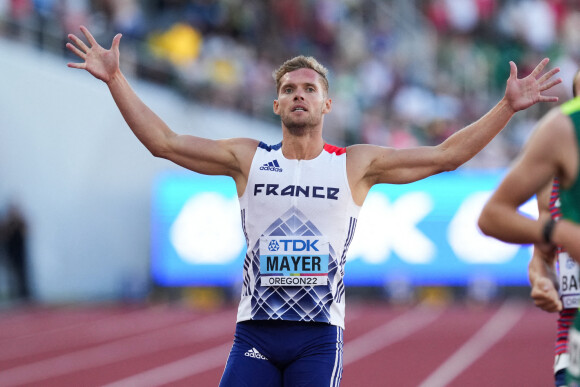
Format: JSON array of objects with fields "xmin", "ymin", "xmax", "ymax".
[
  {"xmin": 347, "ymin": 58, "xmax": 561, "ymax": 205},
  {"xmin": 66, "ymin": 26, "xmax": 257, "ymax": 192}
]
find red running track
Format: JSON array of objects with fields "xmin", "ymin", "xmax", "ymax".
[{"xmin": 0, "ymin": 300, "xmax": 556, "ymax": 386}]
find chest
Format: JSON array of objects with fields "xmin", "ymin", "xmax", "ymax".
[{"xmin": 249, "ymin": 152, "xmax": 347, "ymax": 212}]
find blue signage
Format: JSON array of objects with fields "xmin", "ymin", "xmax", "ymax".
[{"xmin": 151, "ymin": 170, "xmax": 536, "ymax": 287}]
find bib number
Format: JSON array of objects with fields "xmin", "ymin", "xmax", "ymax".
[
  {"xmin": 259, "ymin": 236, "xmax": 329, "ymax": 287},
  {"xmin": 559, "ymin": 252, "xmax": 580, "ymax": 308}
]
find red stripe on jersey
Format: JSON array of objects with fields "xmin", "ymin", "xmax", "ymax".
[
  {"xmin": 551, "ymin": 178, "xmax": 565, "ymax": 256},
  {"xmin": 556, "ymin": 308, "xmax": 576, "ymax": 355},
  {"xmin": 324, "ymin": 143, "xmax": 346, "ymax": 155},
  {"xmin": 551, "ymin": 177, "xmax": 576, "ymax": 356},
  {"xmin": 550, "ymin": 177, "xmax": 561, "ymax": 221}
]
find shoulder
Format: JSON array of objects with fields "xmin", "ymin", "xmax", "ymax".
[
  {"xmin": 220, "ymin": 137, "xmax": 260, "ymax": 155},
  {"xmin": 528, "ymin": 107, "xmax": 574, "ymax": 150},
  {"xmin": 511, "ymin": 106, "xmax": 576, "ymax": 187},
  {"xmin": 345, "ymin": 143, "xmax": 417, "ymax": 175},
  {"xmin": 345, "ymin": 144, "xmax": 394, "ymax": 164},
  {"xmin": 216, "ymin": 138, "xmax": 261, "ymax": 172},
  {"xmin": 345, "ymin": 144, "xmax": 378, "ymax": 176}
]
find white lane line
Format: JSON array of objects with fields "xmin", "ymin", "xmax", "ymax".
[
  {"xmin": 0, "ymin": 306, "xmax": 179, "ymax": 361},
  {"xmin": 0, "ymin": 306, "xmax": 194, "ymax": 360},
  {"xmin": 103, "ymin": 305, "xmax": 383, "ymax": 387},
  {"xmin": 344, "ymin": 305, "xmax": 445, "ymax": 366},
  {"xmin": 0, "ymin": 309, "xmax": 235, "ymax": 387},
  {"xmin": 102, "ymin": 342, "xmax": 232, "ymax": 387},
  {"xmin": 417, "ymin": 301, "xmax": 525, "ymax": 387}
]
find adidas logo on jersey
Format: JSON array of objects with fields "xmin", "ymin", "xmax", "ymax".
[
  {"xmin": 260, "ymin": 160, "xmax": 283, "ymax": 172},
  {"xmin": 244, "ymin": 347, "xmax": 268, "ymax": 360}
]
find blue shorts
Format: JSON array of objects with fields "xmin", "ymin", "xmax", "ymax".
[
  {"xmin": 219, "ymin": 320, "xmax": 343, "ymax": 387},
  {"xmin": 556, "ymin": 368, "xmax": 566, "ymax": 387}
]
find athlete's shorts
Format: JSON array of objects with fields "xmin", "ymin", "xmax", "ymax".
[
  {"xmin": 567, "ymin": 320, "xmax": 580, "ymax": 387},
  {"xmin": 556, "ymin": 368, "xmax": 567, "ymax": 387},
  {"xmin": 219, "ymin": 319, "xmax": 343, "ymax": 387},
  {"xmin": 555, "ymin": 353, "xmax": 570, "ymax": 387}
]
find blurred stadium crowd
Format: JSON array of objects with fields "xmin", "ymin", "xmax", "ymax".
[{"xmin": 2, "ymin": 0, "xmax": 580, "ymax": 167}]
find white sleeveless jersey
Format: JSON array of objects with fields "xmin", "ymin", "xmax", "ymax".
[{"xmin": 237, "ymin": 142, "xmax": 361, "ymax": 329}]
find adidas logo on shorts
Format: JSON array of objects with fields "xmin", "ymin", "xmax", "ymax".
[
  {"xmin": 259, "ymin": 160, "xmax": 283, "ymax": 172},
  {"xmin": 244, "ymin": 347, "xmax": 268, "ymax": 360}
]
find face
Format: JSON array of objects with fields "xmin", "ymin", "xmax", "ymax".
[{"xmin": 273, "ymin": 68, "xmax": 331, "ymax": 135}]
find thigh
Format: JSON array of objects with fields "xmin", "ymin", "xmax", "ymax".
[
  {"xmin": 283, "ymin": 328, "xmax": 343, "ymax": 387},
  {"xmin": 219, "ymin": 342, "xmax": 282, "ymax": 387}
]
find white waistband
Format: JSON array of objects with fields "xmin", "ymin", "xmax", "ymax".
[{"xmin": 555, "ymin": 353, "xmax": 570, "ymax": 374}]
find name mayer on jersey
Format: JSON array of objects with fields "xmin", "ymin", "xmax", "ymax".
[
  {"xmin": 253, "ymin": 184, "xmax": 339, "ymax": 200},
  {"xmin": 260, "ymin": 236, "xmax": 330, "ymax": 287}
]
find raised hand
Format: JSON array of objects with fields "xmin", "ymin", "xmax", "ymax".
[
  {"xmin": 504, "ymin": 58, "xmax": 562, "ymax": 112},
  {"xmin": 66, "ymin": 26, "xmax": 122, "ymax": 83}
]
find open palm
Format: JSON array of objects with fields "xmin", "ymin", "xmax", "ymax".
[
  {"xmin": 504, "ymin": 58, "xmax": 561, "ymax": 112},
  {"xmin": 66, "ymin": 26, "xmax": 122, "ymax": 83}
]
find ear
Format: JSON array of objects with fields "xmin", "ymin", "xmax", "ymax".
[
  {"xmin": 273, "ymin": 99, "xmax": 280, "ymax": 116},
  {"xmin": 322, "ymin": 97, "xmax": 332, "ymax": 114}
]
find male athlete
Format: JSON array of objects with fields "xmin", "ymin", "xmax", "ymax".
[
  {"xmin": 479, "ymin": 71, "xmax": 580, "ymax": 386},
  {"xmin": 67, "ymin": 25, "xmax": 561, "ymax": 386},
  {"xmin": 529, "ymin": 178, "xmax": 577, "ymax": 386}
]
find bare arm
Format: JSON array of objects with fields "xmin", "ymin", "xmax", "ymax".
[
  {"xmin": 478, "ymin": 108, "xmax": 580, "ymax": 258},
  {"xmin": 347, "ymin": 59, "xmax": 561, "ymax": 205},
  {"xmin": 528, "ymin": 182, "xmax": 561, "ymax": 312},
  {"xmin": 66, "ymin": 26, "xmax": 257, "ymax": 193}
]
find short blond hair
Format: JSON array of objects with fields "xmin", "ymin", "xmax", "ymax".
[{"xmin": 273, "ymin": 56, "xmax": 329, "ymax": 95}]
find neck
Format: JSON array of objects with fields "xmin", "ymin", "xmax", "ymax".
[{"xmin": 281, "ymin": 131, "xmax": 325, "ymax": 160}]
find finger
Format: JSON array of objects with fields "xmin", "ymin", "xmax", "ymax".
[
  {"xmin": 67, "ymin": 62, "xmax": 87, "ymax": 70},
  {"xmin": 537, "ymin": 67, "xmax": 561, "ymax": 84},
  {"xmin": 530, "ymin": 57, "xmax": 550, "ymax": 78},
  {"xmin": 68, "ymin": 33, "xmax": 89, "ymax": 53},
  {"xmin": 509, "ymin": 61, "xmax": 517, "ymax": 79},
  {"xmin": 534, "ymin": 298, "xmax": 559, "ymax": 313},
  {"xmin": 111, "ymin": 33, "xmax": 122, "ymax": 51},
  {"xmin": 538, "ymin": 95, "xmax": 559, "ymax": 103},
  {"xmin": 80, "ymin": 25, "xmax": 98, "ymax": 47},
  {"xmin": 556, "ymin": 299, "xmax": 563, "ymax": 312},
  {"xmin": 65, "ymin": 42, "xmax": 86, "ymax": 59},
  {"xmin": 539, "ymin": 77, "xmax": 563, "ymax": 92},
  {"xmin": 534, "ymin": 299, "xmax": 556, "ymax": 312},
  {"xmin": 541, "ymin": 280, "xmax": 551, "ymax": 292}
]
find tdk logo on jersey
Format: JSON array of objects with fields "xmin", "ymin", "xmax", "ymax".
[
  {"xmin": 260, "ymin": 160, "xmax": 283, "ymax": 172},
  {"xmin": 275, "ymin": 239, "xmax": 320, "ymax": 252},
  {"xmin": 254, "ymin": 184, "xmax": 339, "ymax": 200},
  {"xmin": 268, "ymin": 240, "xmax": 280, "ymax": 252},
  {"xmin": 268, "ymin": 239, "xmax": 319, "ymax": 253}
]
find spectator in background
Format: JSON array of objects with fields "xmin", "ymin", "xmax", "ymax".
[
  {"xmin": 1, "ymin": 203, "xmax": 30, "ymax": 301},
  {"xmin": 2, "ymin": 0, "xmax": 578, "ymax": 161}
]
